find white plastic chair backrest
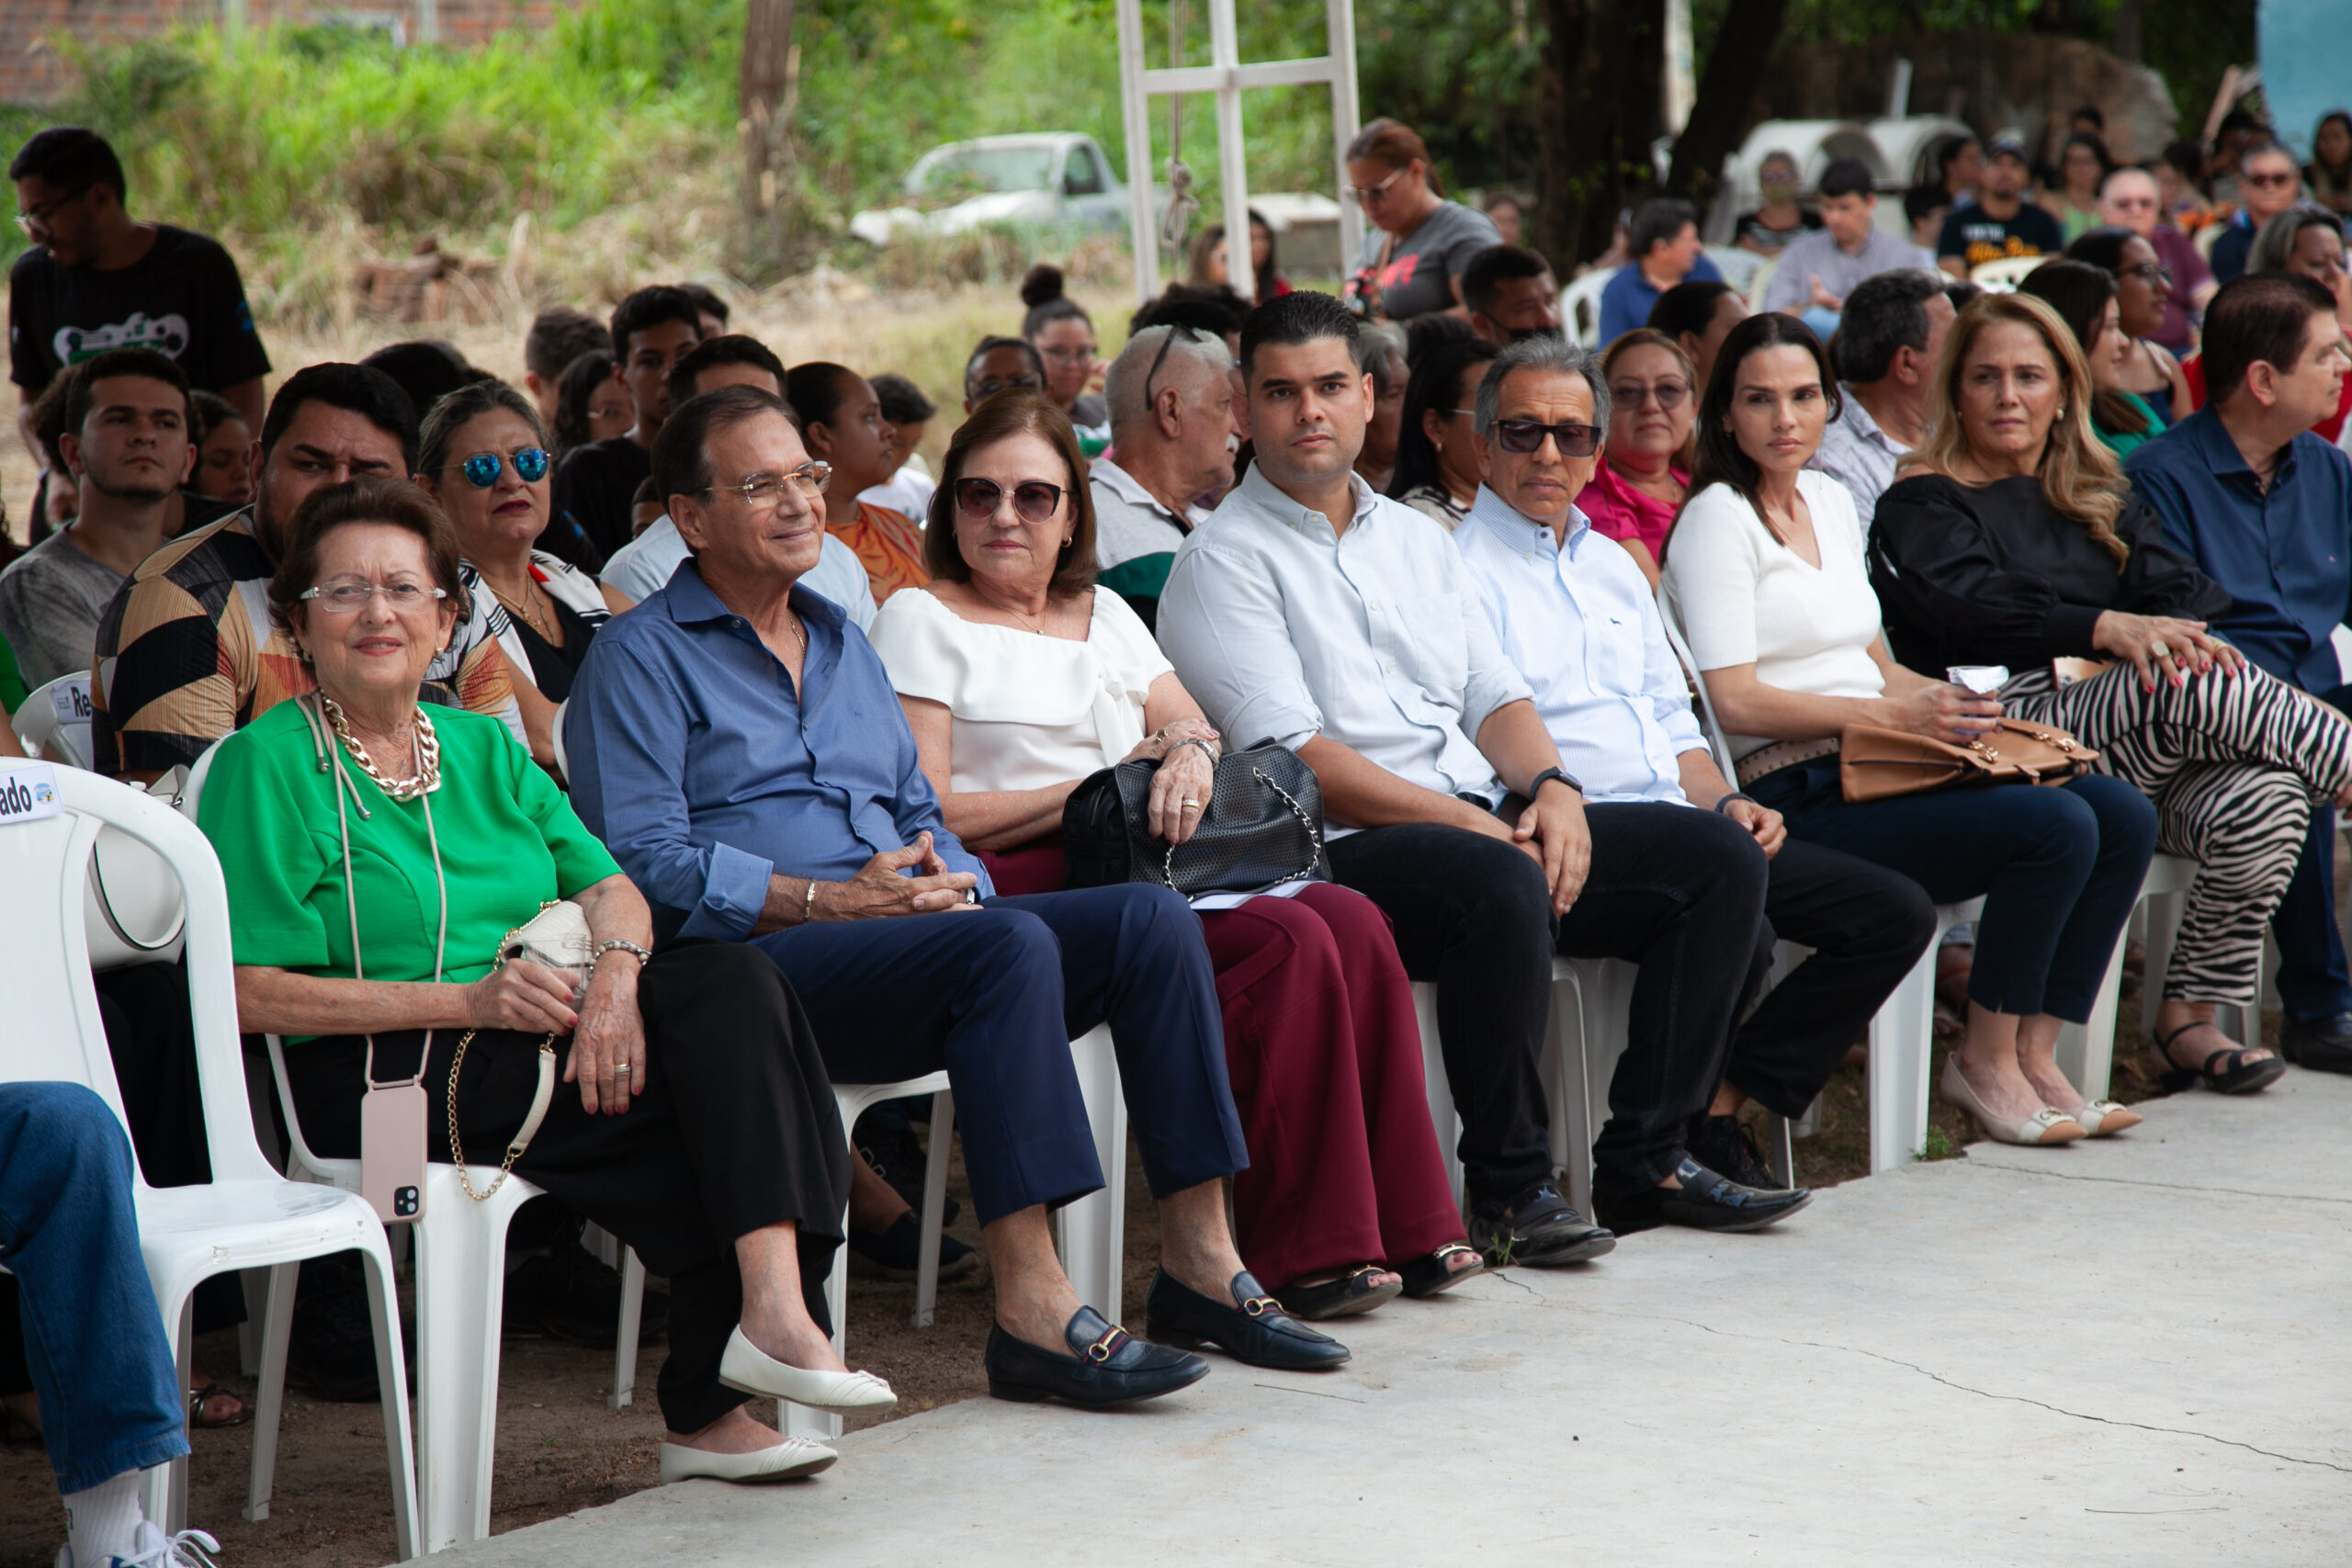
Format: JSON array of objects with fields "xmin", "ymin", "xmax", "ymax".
[
  {"xmin": 1560, "ymin": 267, "xmax": 1616, "ymax": 348},
  {"xmin": 0, "ymin": 761, "xmax": 276, "ymax": 1185},
  {"xmin": 1744, "ymin": 254, "xmax": 1780, "ymax": 311},
  {"xmin": 549, "ymin": 697, "xmax": 570, "ymax": 783},
  {"xmin": 1968, "ymin": 254, "xmax": 2042, "ymax": 289},
  {"xmin": 1655, "ymin": 588, "xmax": 1738, "ymax": 780},
  {"xmin": 178, "ymin": 735, "xmax": 230, "ymax": 825},
  {"xmin": 1703, "ymin": 245, "xmax": 1764, "ymax": 295},
  {"xmin": 12, "ymin": 673, "xmax": 95, "ymax": 769}
]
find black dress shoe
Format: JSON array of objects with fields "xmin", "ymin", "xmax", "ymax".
[
  {"xmin": 984, "ymin": 1307, "xmax": 1210, "ymax": 1407},
  {"xmin": 2279, "ymin": 1012, "xmax": 2352, "ymax": 1074},
  {"xmin": 1146, "ymin": 1269, "xmax": 1350, "ymax": 1371},
  {"xmin": 846, "ymin": 1213, "xmax": 979, "ymax": 1281},
  {"xmin": 1686, "ymin": 1113, "xmax": 1786, "ymax": 1192},
  {"xmin": 1593, "ymin": 1157, "xmax": 1811, "ymax": 1235},
  {"xmin": 1466, "ymin": 1180, "xmax": 1616, "ymax": 1267}
]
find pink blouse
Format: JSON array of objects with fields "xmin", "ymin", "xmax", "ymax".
[{"xmin": 1574, "ymin": 453, "xmax": 1689, "ymax": 561}]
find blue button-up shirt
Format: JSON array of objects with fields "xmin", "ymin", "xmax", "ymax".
[
  {"xmin": 2126, "ymin": 407, "xmax": 2352, "ymax": 692},
  {"xmin": 563, "ymin": 561, "xmax": 988, "ymax": 942},
  {"xmin": 1453, "ymin": 487, "xmax": 1706, "ymax": 806}
]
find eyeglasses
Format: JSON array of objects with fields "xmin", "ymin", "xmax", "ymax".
[
  {"xmin": 446, "ymin": 448, "xmax": 550, "ymax": 489},
  {"xmin": 704, "ymin": 464, "xmax": 831, "ymax": 507},
  {"xmin": 1142, "ymin": 323, "xmax": 1208, "ymax": 410},
  {"xmin": 953, "ymin": 477, "xmax": 1065, "ymax": 524},
  {"xmin": 2244, "ymin": 171, "xmax": 2298, "ymax": 188},
  {"xmin": 1608, "ymin": 380, "xmax": 1691, "ymax": 411},
  {"xmin": 970, "ymin": 372, "xmax": 1046, "ymax": 400},
  {"xmin": 300, "ymin": 580, "xmax": 449, "ymax": 615},
  {"xmin": 2119, "ymin": 262, "xmax": 2174, "ymax": 285},
  {"xmin": 13, "ymin": 183, "xmax": 91, "ymax": 236},
  {"xmin": 1038, "ymin": 344, "xmax": 1097, "ymax": 366},
  {"xmin": 1493, "ymin": 418, "xmax": 1602, "ymax": 457},
  {"xmin": 1349, "ymin": 165, "xmax": 1408, "ymax": 208}
]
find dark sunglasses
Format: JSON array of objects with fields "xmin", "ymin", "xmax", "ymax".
[
  {"xmin": 1143, "ymin": 323, "xmax": 1208, "ymax": 408},
  {"xmin": 448, "ymin": 448, "xmax": 550, "ymax": 488},
  {"xmin": 1493, "ymin": 419, "xmax": 1602, "ymax": 457},
  {"xmin": 954, "ymin": 478, "xmax": 1065, "ymax": 524}
]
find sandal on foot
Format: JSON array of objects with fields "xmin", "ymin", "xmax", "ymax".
[
  {"xmin": 1397, "ymin": 1242, "xmax": 1487, "ymax": 1300},
  {"xmin": 2154, "ymin": 1022, "xmax": 2287, "ymax": 1097},
  {"xmin": 1272, "ymin": 1263, "xmax": 1402, "ymax": 1321},
  {"xmin": 188, "ymin": 1383, "xmax": 252, "ymax": 1429}
]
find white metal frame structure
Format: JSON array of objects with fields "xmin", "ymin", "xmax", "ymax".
[{"xmin": 1114, "ymin": 0, "xmax": 1363, "ymax": 305}]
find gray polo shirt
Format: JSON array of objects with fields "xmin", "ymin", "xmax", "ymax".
[
  {"xmin": 1760, "ymin": 229, "xmax": 1937, "ymax": 314},
  {"xmin": 0, "ymin": 527, "xmax": 127, "ymax": 689}
]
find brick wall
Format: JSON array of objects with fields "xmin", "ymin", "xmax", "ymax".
[{"xmin": 1, "ymin": 1, "xmax": 564, "ymax": 107}]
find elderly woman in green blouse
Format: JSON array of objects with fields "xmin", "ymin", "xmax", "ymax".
[{"xmin": 195, "ymin": 475, "xmax": 876, "ymax": 1486}]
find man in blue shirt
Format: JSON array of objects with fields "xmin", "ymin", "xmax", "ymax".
[
  {"xmin": 1596, "ymin": 197, "xmax": 1724, "ymax": 346},
  {"xmin": 2129, "ymin": 273, "xmax": 2352, "ymax": 1071},
  {"xmin": 1453, "ymin": 334, "xmax": 1931, "ymax": 1199},
  {"xmin": 565, "ymin": 387, "xmax": 1300, "ymax": 1401}
]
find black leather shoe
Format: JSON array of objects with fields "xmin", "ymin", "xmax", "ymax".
[
  {"xmin": 1467, "ymin": 1180, "xmax": 1616, "ymax": 1267},
  {"xmin": 1146, "ymin": 1269, "xmax": 1350, "ymax": 1371},
  {"xmin": 984, "ymin": 1307, "xmax": 1211, "ymax": 1407},
  {"xmin": 1593, "ymin": 1157, "xmax": 1811, "ymax": 1235},
  {"xmin": 1686, "ymin": 1113, "xmax": 1786, "ymax": 1192},
  {"xmin": 2279, "ymin": 1012, "xmax": 2352, "ymax": 1074},
  {"xmin": 846, "ymin": 1213, "xmax": 979, "ymax": 1281}
]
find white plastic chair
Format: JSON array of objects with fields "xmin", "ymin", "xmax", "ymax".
[
  {"xmin": 11, "ymin": 672, "xmax": 95, "ymax": 768},
  {"xmin": 1560, "ymin": 267, "xmax": 1617, "ymax": 348},
  {"xmin": 1412, "ymin": 959, "xmax": 1600, "ymax": 1214},
  {"xmin": 548, "ymin": 696, "xmax": 569, "ymax": 783},
  {"xmin": 0, "ymin": 760, "xmax": 419, "ymax": 1557},
  {"xmin": 1968, "ymin": 254, "xmax": 2043, "ymax": 290}
]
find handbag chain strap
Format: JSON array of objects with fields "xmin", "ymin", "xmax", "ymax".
[{"xmin": 1155, "ymin": 762, "xmax": 1326, "ymax": 889}]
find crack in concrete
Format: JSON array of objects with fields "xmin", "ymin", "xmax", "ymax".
[
  {"xmin": 1481, "ymin": 1269, "xmax": 1544, "ymax": 1303},
  {"xmin": 1250, "ymin": 1382, "xmax": 1369, "ymax": 1404},
  {"xmin": 1631, "ymin": 1312, "xmax": 2352, "ymax": 1473},
  {"xmin": 1957, "ymin": 1158, "xmax": 2352, "ymax": 1206}
]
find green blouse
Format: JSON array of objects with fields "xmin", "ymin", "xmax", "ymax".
[
  {"xmin": 198, "ymin": 701, "xmax": 621, "ymax": 987},
  {"xmin": 2095, "ymin": 390, "xmax": 2164, "ymax": 462}
]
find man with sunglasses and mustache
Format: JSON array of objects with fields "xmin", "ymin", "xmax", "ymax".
[
  {"xmin": 1453, "ymin": 335, "xmax": 1930, "ymax": 1222},
  {"xmin": 1161, "ymin": 291, "xmax": 1809, "ymax": 1258}
]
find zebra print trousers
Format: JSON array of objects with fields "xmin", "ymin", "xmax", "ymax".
[{"xmin": 2007, "ymin": 660, "xmax": 2352, "ymax": 1006}]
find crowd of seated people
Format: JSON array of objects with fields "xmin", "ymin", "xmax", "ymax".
[{"xmin": 9, "ymin": 107, "xmax": 2352, "ymax": 1560}]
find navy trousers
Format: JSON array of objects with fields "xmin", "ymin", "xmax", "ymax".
[
  {"xmin": 754, "ymin": 883, "xmax": 1247, "ymax": 1227},
  {"xmin": 2273, "ymin": 681, "xmax": 2352, "ymax": 1023}
]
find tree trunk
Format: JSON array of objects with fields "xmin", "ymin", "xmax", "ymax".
[
  {"xmin": 741, "ymin": 0, "xmax": 797, "ymax": 218},
  {"xmin": 1536, "ymin": 0, "xmax": 1668, "ymax": 269},
  {"xmin": 1661, "ymin": 0, "xmax": 1791, "ymax": 211}
]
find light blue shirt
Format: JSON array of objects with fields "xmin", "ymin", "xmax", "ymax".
[
  {"xmin": 1453, "ymin": 486, "xmax": 1706, "ymax": 806},
  {"xmin": 599, "ymin": 518, "xmax": 876, "ymax": 633},
  {"xmin": 563, "ymin": 559, "xmax": 986, "ymax": 942},
  {"xmin": 1159, "ymin": 464, "xmax": 1531, "ymax": 818},
  {"xmin": 1597, "ymin": 253, "xmax": 1724, "ymax": 346}
]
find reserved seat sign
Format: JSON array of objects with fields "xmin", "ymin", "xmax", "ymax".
[{"xmin": 0, "ymin": 761, "xmax": 63, "ymax": 826}]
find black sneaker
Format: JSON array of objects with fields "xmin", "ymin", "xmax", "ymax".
[
  {"xmin": 288, "ymin": 1252, "xmax": 412, "ymax": 1403},
  {"xmin": 854, "ymin": 1110, "xmax": 963, "ymax": 1226},
  {"xmin": 1686, "ymin": 1113, "xmax": 1785, "ymax": 1192},
  {"xmin": 1593, "ymin": 1157, "xmax": 1812, "ymax": 1235},
  {"xmin": 2278, "ymin": 1012, "xmax": 2352, "ymax": 1074},
  {"xmin": 504, "ymin": 1236, "xmax": 670, "ymax": 1347},
  {"xmin": 1467, "ymin": 1180, "xmax": 1616, "ymax": 1267}
]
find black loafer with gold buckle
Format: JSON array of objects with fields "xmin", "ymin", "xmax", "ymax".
[
  {"xmin": 984, "ymin": 1305, "xmax": 1212, "ymax": 1407},
  {"xmin": 1146, "ymin": 1269, "xmax": 1351, "ymax": 1371}
]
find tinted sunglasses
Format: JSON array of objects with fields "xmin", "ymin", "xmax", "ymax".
[
  {"xmin": 954, "ymin": 477, "xmax": 1065, "ymax": 524},
  {"xmin": 1493, "ymin": 419, "xmax": 1602, "ymax": 457},
  {"xmin": 449, "ymin": 448, "xmax": 550, "ymax": 488}
]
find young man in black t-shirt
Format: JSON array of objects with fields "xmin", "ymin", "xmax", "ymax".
[
  {"xmin": 546, "ymin": 285, "xmax": 703, "ymax": 569},
  {"xmin": 8, "ymin": 127, "xmax": 270, "ymax": 484},
  {"xmin": 1935, "ymin": 134, "xmax": 2064, "ymax": 278}
]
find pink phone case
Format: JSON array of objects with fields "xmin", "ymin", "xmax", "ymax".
[{"xmin": 360, "ymin": 1080, "xmax": 430, "ymax": 1224}]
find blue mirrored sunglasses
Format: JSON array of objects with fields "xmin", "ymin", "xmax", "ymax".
[{"xmin": 453, "ymin": 448, "xmax": 550, "ymax": 489}]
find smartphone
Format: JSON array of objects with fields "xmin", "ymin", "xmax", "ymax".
[
  {"xmin": 1945, "ymin": 664, "xmax": 2009, "ymax": 694},
  {"xmin": 360, "ymin": 1080, "xmax": 430, "ymax": 1224}
]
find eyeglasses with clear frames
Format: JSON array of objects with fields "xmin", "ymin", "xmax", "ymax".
[
  {"xmin": 704, "ymin": 464, "xmax": 831, "ymax": 508},
  {"xmin": 1349, "ymin": 165, "xmax": 1408, "ymax": 208},
  {"xmin": 300, "ymin": 581, "xmax": 449, "ymax": 615},
  {"xmin": 13, "ymin": 183, "xmax": 91, "ymax": 236}
]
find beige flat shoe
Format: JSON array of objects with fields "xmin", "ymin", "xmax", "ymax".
[
  {"xmin": 2064, "ymin": 1099, "xmax": 2142, "ymax": 1136},
  {"xmin": 1939, "ymin": 1058, "xmax": 2086, "ymax": 1145},
  {"xmin": 659, "ymin": 1436, "xmax": 838, "ymax": 1483}
]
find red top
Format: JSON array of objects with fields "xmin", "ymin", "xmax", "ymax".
[
  {"xmin": 1573, "ymin": 452, "xmax": 1690, "ymax": 559},
  {"xmin": 2181, "ymin": 355, "xmax": 2352, "ymax": 444}
]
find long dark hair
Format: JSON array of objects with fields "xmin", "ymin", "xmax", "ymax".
[
  {"xmin": 2016, "ymin": 260, "xmax": 2151, "ymax": 438},
  {"xmin": 1690, "ymin": 313, "xmax": 1842, "ymax": 544},
  {"xmin": 1387, "ymin": 337, "xmax": 1498, "ymax": 502}
]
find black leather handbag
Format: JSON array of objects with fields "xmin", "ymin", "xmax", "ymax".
[{"xmin": 1062, "ymin": 740, "xmax": 1329, "ymax": 897}]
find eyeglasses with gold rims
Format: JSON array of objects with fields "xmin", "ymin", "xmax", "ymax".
[{"xmin": 702, "ymin": 464, "xmax": 831, "ymax": 509}]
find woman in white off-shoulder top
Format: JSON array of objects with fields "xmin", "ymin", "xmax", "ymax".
[{"xmin": 869, "ymin": 392, "xmax": 1477, "ymax": 1332}]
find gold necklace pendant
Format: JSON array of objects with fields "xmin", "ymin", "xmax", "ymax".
[{"xmin": 322, "ymin": 694, "xmax": 442, "ymax": 800}]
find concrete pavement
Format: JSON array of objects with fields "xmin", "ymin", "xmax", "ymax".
[{"xmin": 435, "ymin": 1069, "xmax": 2352, "ymax": 1566}]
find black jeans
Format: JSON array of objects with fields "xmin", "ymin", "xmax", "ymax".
[{"xmin": 1329, "ymin": 802, "xmax": 1769, "ymax": 1197}]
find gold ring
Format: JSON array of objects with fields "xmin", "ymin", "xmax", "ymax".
[{"xmin": 1182, "ymin": 798, "xmax": 1202, "ymax": 807}]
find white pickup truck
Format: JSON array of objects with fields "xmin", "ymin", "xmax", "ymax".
[{"xmin": 849, "ymin": 132, "xmax": 1132, "ymax": 246}]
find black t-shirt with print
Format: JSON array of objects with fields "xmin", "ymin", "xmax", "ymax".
[
  {"xmin": 1934, "ymin": 202, "xmax": 2064, "ymax": 270},
  {"xmin": 8, "ymin": 224, "xmax": 272, "ymax": 396}
]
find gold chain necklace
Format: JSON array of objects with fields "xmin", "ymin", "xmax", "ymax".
[
  {"xmin": 486, "ymin": 576, "xmax": 554, "ymax": 639},
  {"xmin": 321, "ymin": 694, "xmax": 441, "ymax": 800}
]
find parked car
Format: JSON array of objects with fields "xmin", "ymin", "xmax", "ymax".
[{"xmin": 850, "ymin": 133, "xmax": 1131, "ymax": 245}]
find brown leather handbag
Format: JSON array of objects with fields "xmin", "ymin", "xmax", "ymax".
[{"xmin": 1839, "ymin": 719, "xmax": 2099, "ymax": 803}]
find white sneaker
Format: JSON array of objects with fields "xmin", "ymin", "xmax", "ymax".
[{"xmin": 55, "ymin": 1522, "xmax": 221, "ymax": 1568}]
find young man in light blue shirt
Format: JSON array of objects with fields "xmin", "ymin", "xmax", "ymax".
[{"xmin": 1453, "ymin": 334, "xmax": 1935, "ymax": 1201}]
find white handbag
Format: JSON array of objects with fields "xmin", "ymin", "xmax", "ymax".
[{"xmin": 446, "ymin": 898, "xmax": 591, "ymax": 1201}]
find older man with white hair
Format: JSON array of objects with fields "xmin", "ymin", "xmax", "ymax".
[{"xmin": 1089, "ymin": 323, "xmax": 1241, "ymax": 629}]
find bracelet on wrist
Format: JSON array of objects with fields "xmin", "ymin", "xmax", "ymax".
[
  {"xmin": 594, "ymin": 939, "xmax": 653, "ymax": 968},
  {"xmin": 1713, "ymin": 792, "xmax": 1759, "ymax": 816},
  {"xmin": 803, "ymin": 878, "xmax": 820, "ymax": 925}
]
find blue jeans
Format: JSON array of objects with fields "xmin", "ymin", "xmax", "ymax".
[
  {"xmin": 1749, "ymin": 761, "xmax": 2156, "ymax": 1021},
  {"xmin": 0, "ymin": 1083, "xmax": 186, "ymax": 1495},
  {"xmin": 2273, "ymin": 681, "xmax": 2352, "ymax": 1022}
]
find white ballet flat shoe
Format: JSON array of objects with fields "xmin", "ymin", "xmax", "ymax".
[
  {"xmin": 717, "ymin": 1327, "xmax": 897, "ymax": 1410},
  {"xmin": 1939, "ymin": 1059, "xmax": 2086, "ymax": 1145},
  {"xmin": 659, "ymin": 1436, "xmax": 838, "ymax": 1483},
  {"xmin": 2063, "ymin": 1099, "xmax": 2142, "ymax": 1136}
]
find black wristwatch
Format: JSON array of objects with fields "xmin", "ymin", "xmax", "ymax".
[{"xmin": 1529, "ymin": 766, "xmax": 1582, "ymax": 801}]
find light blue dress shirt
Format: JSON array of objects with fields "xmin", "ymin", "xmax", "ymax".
[
  {"xmin": 1453, "ymin": 486, "xmax": 1706, "ymax": 806},
  {"xmin": 599, "ymin": 518, "xmax": 876, "ymax": 633},
  {"xmin": 1159, "ymin": 463, "xmax": 1532, "ymax": 819},
  {"xmin": 563, "ymin": 559, "xmax": 988, "ymax": 942}
]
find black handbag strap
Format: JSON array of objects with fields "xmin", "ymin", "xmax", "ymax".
[{"xmin": 1152, "ymin": 761, "xmax": 1325, "ymax": 891}]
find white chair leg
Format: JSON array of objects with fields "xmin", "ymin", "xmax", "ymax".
[
  {"xmin": 357, "ymin": 1241, "xmax": 422, "ymax": 1562},
  {"xmin": 1053, "ymin": 1025, "xmax": 1127, "ymax": 1324},
  {"xmin": 145, "ymin": 1295, "xmax": 194, "ymax": 1533},
  {"xmin": 2055, "ymin": 926, "xmax": 2129, "ymax": 1102},
  {"xmin": 1763, "ymin": 1113, "xmax": 1797, "ymax": 1189},
  {"xmin": 608, "ymin": 1248, "xmax": 645, "ymax": 1410},
  {"xmin": 911, "ymin": 1089, "xmax": 955, "ymax": 1328},
  {"xmin": 243, "ymin": 1261, "xmax": 299, "ymax": 1523},
  {"xmin": 415, "ymin": 1190, "xmax": 521, "ymax": 1551},
  {"xmin": 1792, "ymin": 1095, "xmax": 1821, "ymax": 1139},
  {"xmin": 1542, "ymin": 965, "xmax": 1592, "ymax": 1217},
  {"xmin": 1867, "ymin": 942, "xmax": 1939, "ymax": 1172},
  {"xmin": 582, "ymin": 1223, "xmax": 620, "ymax": 1269},
  {"xmin": 1410, "ymin": 982, "xmax": 1462, "ymax": 1207}
]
